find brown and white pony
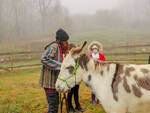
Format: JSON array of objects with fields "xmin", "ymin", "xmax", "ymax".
[{"xmin": 56, "ymin": 41, "xmax": 150, "ymax": 113}]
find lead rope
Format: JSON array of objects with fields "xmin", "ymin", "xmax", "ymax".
[{"xmin": 60, "ymin": 93, "xmax": 69, "ymax": 113}]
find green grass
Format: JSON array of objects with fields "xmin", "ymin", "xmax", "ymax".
[
  {"xmin": 0, "ymin": 67, "xmax": 106, "ymax": 113},
  {"xmin": 0, "ymin": 68, "xmax": 48, "ymax": 113}
]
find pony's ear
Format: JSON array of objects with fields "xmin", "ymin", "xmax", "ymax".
[
  {"xmin": 71, "ymin": 41, "xmax": 87, "ymax": 56},
  {"xmin": 81, "ymin": 41, "xmax": 87, "ymax": 49}
]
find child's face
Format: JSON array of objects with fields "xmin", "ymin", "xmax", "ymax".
[{"xmin": 92, "ymin": 48, "xmax": 99, "ymax": 53}]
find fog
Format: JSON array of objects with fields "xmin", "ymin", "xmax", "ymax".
[
  {"xmin": 0, "ymin": 0, "xmax": 150, "ymax": 42},
  {"xmin": 61, "ymin": 0, "xmax": 119, "ymax": 14}
]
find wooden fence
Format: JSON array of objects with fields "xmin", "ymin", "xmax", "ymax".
[
  {"xmin": 104, "ymin": 44, "xmax": 150, "ymax": 50},
  {"xmin": 0, "ymin": 44, "xmax": 150, "ymax": 71}
]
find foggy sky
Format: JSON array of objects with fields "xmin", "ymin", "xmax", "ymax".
[{"xmin": 61, "ymin": 0, "xmax": 120, "ymax": 15}]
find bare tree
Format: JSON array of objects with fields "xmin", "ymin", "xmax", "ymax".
[
  {"xmin": 38, "ymin": 0, "xmax": 53, "ymax": 34},
  {"xmin": 0, "ymin": 0, "xmax": 4, "ymax": 40}
]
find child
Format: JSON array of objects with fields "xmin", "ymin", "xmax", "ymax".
[{"xmin": 88, "ymin": 41, "xmax": 105, "ymax": 105}]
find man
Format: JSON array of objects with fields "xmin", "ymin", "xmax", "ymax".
[{"xmin": 39, "ymin": 28, "xmax": 69, "ymax": 113}]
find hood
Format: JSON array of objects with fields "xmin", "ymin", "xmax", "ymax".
[{"xmin": 88, "ymin": 41, "xmax": 103, "ymax": 54}]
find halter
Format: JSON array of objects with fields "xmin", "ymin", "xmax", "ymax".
[{"xmin": 58, "ymin": 58, "xmax": 79, "ymax": 88}]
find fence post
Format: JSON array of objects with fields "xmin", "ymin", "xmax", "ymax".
[
  {"xmin": 9, "ymin": 45, "xmax": 13, "ymax": 71},
  {"xmin": 115, "ymin": 41, "xmax": 118, "ymax": 61},
  {"xmin": 28, "ymin": 44, "xmax": 31, "ymax": 60},
  {"xmin": 148, "ymin": 56, "xmax": 150, "ymax": 64},
  {"xmin": 126, "ymin": 41, "xmax": 129, "ymax": 55},
  {"xmin": 132, "ymin": 40, "xmax": 136, "ymax": 61}
]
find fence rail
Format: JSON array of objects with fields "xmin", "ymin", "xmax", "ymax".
[
  {"xmin": 0, "ymin": 44, "xmax": 150, "ymax": 56},
  {"xmin": 107, "ymin": 59, "xmax": 148, "ymax": 61},
  {"xmin": 0, "ymin": 58, "xmax": 40, "ymax": 64},
  {"xmin": 7, "ymin": 64, "xmax": 41, "ymax": 69},
  {"xmin": 104, "ymin": 44, "xmax": 150, "ymax": 50},
  {"xmin": 104, "ymin": 52, "xmax": 150, "ymax": 56},
  {"xmin": 0, "ymin": 43, "xmax": 150, "ymax": 71},
  {"xmin": 0, "ymin": 51, "xmax": 42, "ymax": 56}
]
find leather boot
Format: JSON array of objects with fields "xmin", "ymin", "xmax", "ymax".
[
  {"xmin": 68, "ymin": 106, "xmax": 77, "ymax": 113},
  {"xmin": 75, "ymin": 105, "xmax": 85, "ymax": 112}
]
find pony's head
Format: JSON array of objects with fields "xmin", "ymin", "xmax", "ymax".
[{"xmin": 56, "ymin": 41, "xmax": 88, "ymax": 92}]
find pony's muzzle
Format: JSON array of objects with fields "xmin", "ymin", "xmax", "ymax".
[
  {"xmin": 56, "ymin": 85, "xmax": 61, "ymax": 92},
  {"xmin": 56, "ymin": 84, "xmax": 65, "ymax": 92}
]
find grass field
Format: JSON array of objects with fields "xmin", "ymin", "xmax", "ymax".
[{"xmin": 0, "ymin": 67, "xmax": 106, "ymax": 113}]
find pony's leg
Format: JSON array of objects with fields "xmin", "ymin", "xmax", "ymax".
[{"xmin": 91, "ymin": 93, "xmax": 96, "ymax": 105}]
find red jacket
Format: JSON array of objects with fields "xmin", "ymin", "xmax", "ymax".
[{"xmin": 89, "ymin": 53, "xmax": 105, "ymax": 61}]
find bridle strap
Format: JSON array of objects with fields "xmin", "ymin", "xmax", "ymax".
[
  {"xmin": 58, "ymin": 77, "xmax": 71, "ymax": 88},
  {"xmin": 58, "ymin": 58, "xmax": 79, "ymax": 88}
]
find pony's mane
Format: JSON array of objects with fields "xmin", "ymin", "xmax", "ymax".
[{"xmin": 78, "ymin": 54, "xmax": 122, "ymax": 72}]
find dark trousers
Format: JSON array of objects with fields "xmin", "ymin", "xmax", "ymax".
[
  {"xmin": 67, "ymin": 85, "xmax": 80, "ymax": 108},
  {"xmin": 46, "ymin": 92, "xmax": 59, "ymax": 113}
]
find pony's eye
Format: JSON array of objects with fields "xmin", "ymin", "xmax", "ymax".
[{"xmin": 66, "ymin": 66, "xmax": 74, "ymax": 74}]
